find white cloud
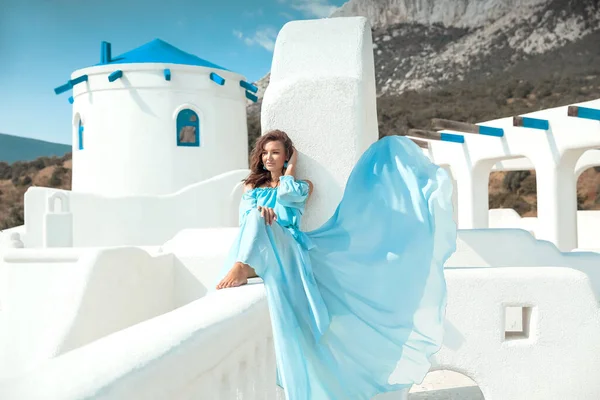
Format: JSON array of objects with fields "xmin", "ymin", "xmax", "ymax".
[
  {"xmin": 279, "ymin": 11, "xmax": 295, "ymax": 20},
  {"xmin": 233, "ymin": 27, "xmax": 278, "ymax": 52},
  {"xmin": 242, "ymin": 9, "xmax": 264, "ymax": 18},
  {"xmin": 233, "ymin": 1, "xmax": 339, "ymax": 53},
  {"xmin": 290, "ymin": 0, "xmax": 338, "ymax": 18}
]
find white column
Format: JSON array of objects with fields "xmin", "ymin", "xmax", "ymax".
[
  {"xmin": 535, "ymin": 163, "xmax": 578, "ymax": 251},
  {"xmin": 456, "ymin": 164, "xmax": 490, "ymax": 229},
  {"xmin": 261, "ymin": 17, "xmax": 378, "ymax": 231}
]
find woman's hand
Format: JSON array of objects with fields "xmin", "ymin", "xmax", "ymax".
[
  {"xmin": 257, "ymin": 206, "xmax": 277, "ymax": 225},
  {"xmin": 288, "ymin": 146, "xmax": 298, "ymax": 166}
]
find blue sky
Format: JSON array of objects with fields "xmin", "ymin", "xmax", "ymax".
[{"xmin": 0, "ymin": 0, "xmax": 346, "ymax": 145}]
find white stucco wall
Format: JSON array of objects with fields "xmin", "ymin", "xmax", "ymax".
[
  {"xmin": 0, "ymin": 284, "xmax": 282, "ymax": 400},
  {"xmin": 70, "ymin": 63, "xmax": 249, "ymax": 196},
  {"xmin": 488, "ymin": 208, "xmax": 539, "ymax": 236},
  {"xmin": 161, "ymin": 227, "xmax": 240, "ymax": 306},
  {"xmin": 433, "ymin": 267, "xmax": 600, "ymax": 400},
  {"xmin": 488, "ymin": 209, "xmax": 600, "ymax": 250},
  {"xmin": 447, "ymin": 229, "xmax": 600, "ymax": 299},
  {"xmin": 575, "ymin": 211, "xmax": 600, "ymax": 250},
  {"xmin": 0, "ymin": 247, "xmax": 175, "ymax": 380},
  {"xmin": 261, "ymin": 16, "xmax": 379, "ymax": 231},
  {"xmin": 22, "ymin": 169, "xmax": 248, "ymax": 248},
  {"xmin": 4, "ymin": 237, "xmax": 599, "ymax": 399}
]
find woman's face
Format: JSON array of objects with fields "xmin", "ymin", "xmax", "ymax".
[{"xmin": 262, "ymin": 140, "xmax": 286, "ymax": 172}]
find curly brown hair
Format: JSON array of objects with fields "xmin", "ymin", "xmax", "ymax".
[{"xmin": 243, "ymin": 129, "xmax": 294, "ymax": 189}]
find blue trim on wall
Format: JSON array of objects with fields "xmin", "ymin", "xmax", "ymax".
[
  {"xmin": 78, "ymin": 121, "xmax": 84, "ymax": 150},
  {"xmin": 478, "ymin": 125, "xmax": 504, "ymax": 137},
  {"xmin": 240, "ymin": 80, "xmax": 258, "ymax": 93},
  {"xmin": 54, "ymin": 82, "xmax": 72, "ymax": 95},
  {"xmin": 245, "ymin": 91, "xmax": 258, "ymax": 102},
  {"xmin": 576, "ymin": 106, "xmax": 600, "ymax": 121},
  {"xmin": 108, "ymin": 70, "xmax": 123, "ymax": 82},
  {"xmin": 70, "ymin": 75, "xmax": 88, "ymax": 86},
  {"xmin": 176, "ymin": 109, "xmax": 200, "ymax": 147},
  {"xmin": 101, "ymin": 41, "xmax": 112, "ymax": 64},
  {"xmin": 210, "ymin": 72, "xmax": 225, "ymax": 85},
  {"xmin": 520, "ymin": 117, "xmax": 549, "ymax": 130},
  {"xmin": 68, "ymin": 96, "xmax": 74, "ymax": 104},
  {"xmin": 54, "ymin": 75, "xmax": 88, "ymax": 95},
  {"xmin": 440, "ymin": 133, "xmax": 465, "ymax": 143},
  {"xmin": 164, "ymin": 68, "xmax": 171, "ymax": 81}
]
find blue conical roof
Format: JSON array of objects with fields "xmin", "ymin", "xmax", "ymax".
[{"xmin": 95, "ymin": 38, "xmax": 229, "ymax": 71}]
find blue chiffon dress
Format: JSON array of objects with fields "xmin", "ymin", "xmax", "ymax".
[{"xmin": 216, "ymin": 135, "xmax": 457, "ymax": 399}]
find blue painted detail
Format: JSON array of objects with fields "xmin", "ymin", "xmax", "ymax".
[
  {"xmin": 93, "ymin": 39, "xmax": 231, "ymax": 72},
  {"xmin": 164, "ymin": 68, "xmax": 171, "ymax": 81},
  {"xmin": 54, "ymin": 75, "xmax": 88, "ymax": 96},
  {"xmin": 78, "ymin": 121, "xmax": 84, "ymax": 150},
  {"xmin": 101, "ymin": 41, "xmax": 112, "ymax": 64},
  {"xmin": 576, "ymin": 106, "xmax": 600, "ymax": 121},
  {"xmin": 210, "ymin": 72, "xmax": 225, "ymax": 85},
  {"xmin": 70, "ymin": 75, "xmax": 88, "ymax": 86},
  {"xmin": 521, "ymin": 117, "xmax": 549, "ymax": 130},
  {"xmin": 176, "ymin": 109, "xmax": 200, "ymax": 147},
  {"xmin": 240, "ymin": 80, "xmax": 258, "ymax": 93},
  {"xmin": 108, "ymin": 70, "xmax": 123, "ymax": 82},
  {"xmin": 478, "ymin": 125, "xmax": 504, "ymax": 137},
  {"xmin": 54, "ymin": 81, "xmax": 72, "ymax": 95},
  {"xmin": 246, "ymin": 91, "xmax": 258, "ymax": 103},
  {"xmin": 440, "ymin": 133, "xmax": 465, "ymax": 143},
  {"xmin": 68, "ymin": 96, "xmax": 74, "ymax": 104}
]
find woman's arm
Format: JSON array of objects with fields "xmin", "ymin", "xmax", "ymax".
[
  {"xmin": 284, "ymin": 146, "xmax": 299, "ymax": 178},
  {"xmin": 304, "ymin": 180, "xmax": 314, "ymax": 197},
  {"xmin": 282, "ymin": 147, "xmax": 313, "ymax": 194},
  {"xmin": 277, "ymin": 177, "xmax": 312, "ymax": 207},
  {"xmin": 279, "ymin": 147, "xmax": 314, "ymax": 206}
]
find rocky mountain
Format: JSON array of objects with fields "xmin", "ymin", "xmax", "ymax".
[
  {"xmin": 368, "ymin": 0, "xmax": 600, "ymax": 95},
  {"xmin": 248, "ymin": 0, "xmax": 600, "ymax": 138},
  {"xmin": 330, "ymin": 0, "xmax": 548, "ymax": 29},
  {"xmin": 0, "ymin": 153, "xmax": 72, "ymax": 230}
]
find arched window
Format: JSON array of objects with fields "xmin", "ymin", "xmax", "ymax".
[{"xmin": 176, "ymin": 109, "xmax": 200, "ymax": 147}]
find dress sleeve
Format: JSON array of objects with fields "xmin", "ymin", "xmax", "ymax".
[
  {"xmin": 239, "ymin": 189, "xmax": 257, "ymax": 225},
  {"xmin": 277, "ymin": 175, "xmax": 310, "ymax": 209}
]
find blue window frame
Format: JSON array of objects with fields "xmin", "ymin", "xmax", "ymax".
[
  {"xmin": 78, "ymin": 120, "xmax": 84, "ymax": 150},
  {"xmin": 176, "ymin": 109, "xmax": 200, "ymax": 147}
]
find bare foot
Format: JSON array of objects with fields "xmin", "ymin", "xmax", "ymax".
[{"xmin": 216, "ymin": 262, "xmax": 256, "ymax": 290}]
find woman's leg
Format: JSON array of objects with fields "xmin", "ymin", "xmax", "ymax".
[
  {"xmin": 216, "ymin": 262, "xmax": 257, "ymax": 289},
  {"xmin": 216, "ymin": 208, "xmax": 266, "ymax": 290}
]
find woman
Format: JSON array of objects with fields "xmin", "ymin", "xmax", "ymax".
[{"xmin": 215, "ymin": 129, "xmax": 456, "ymax": 399}]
